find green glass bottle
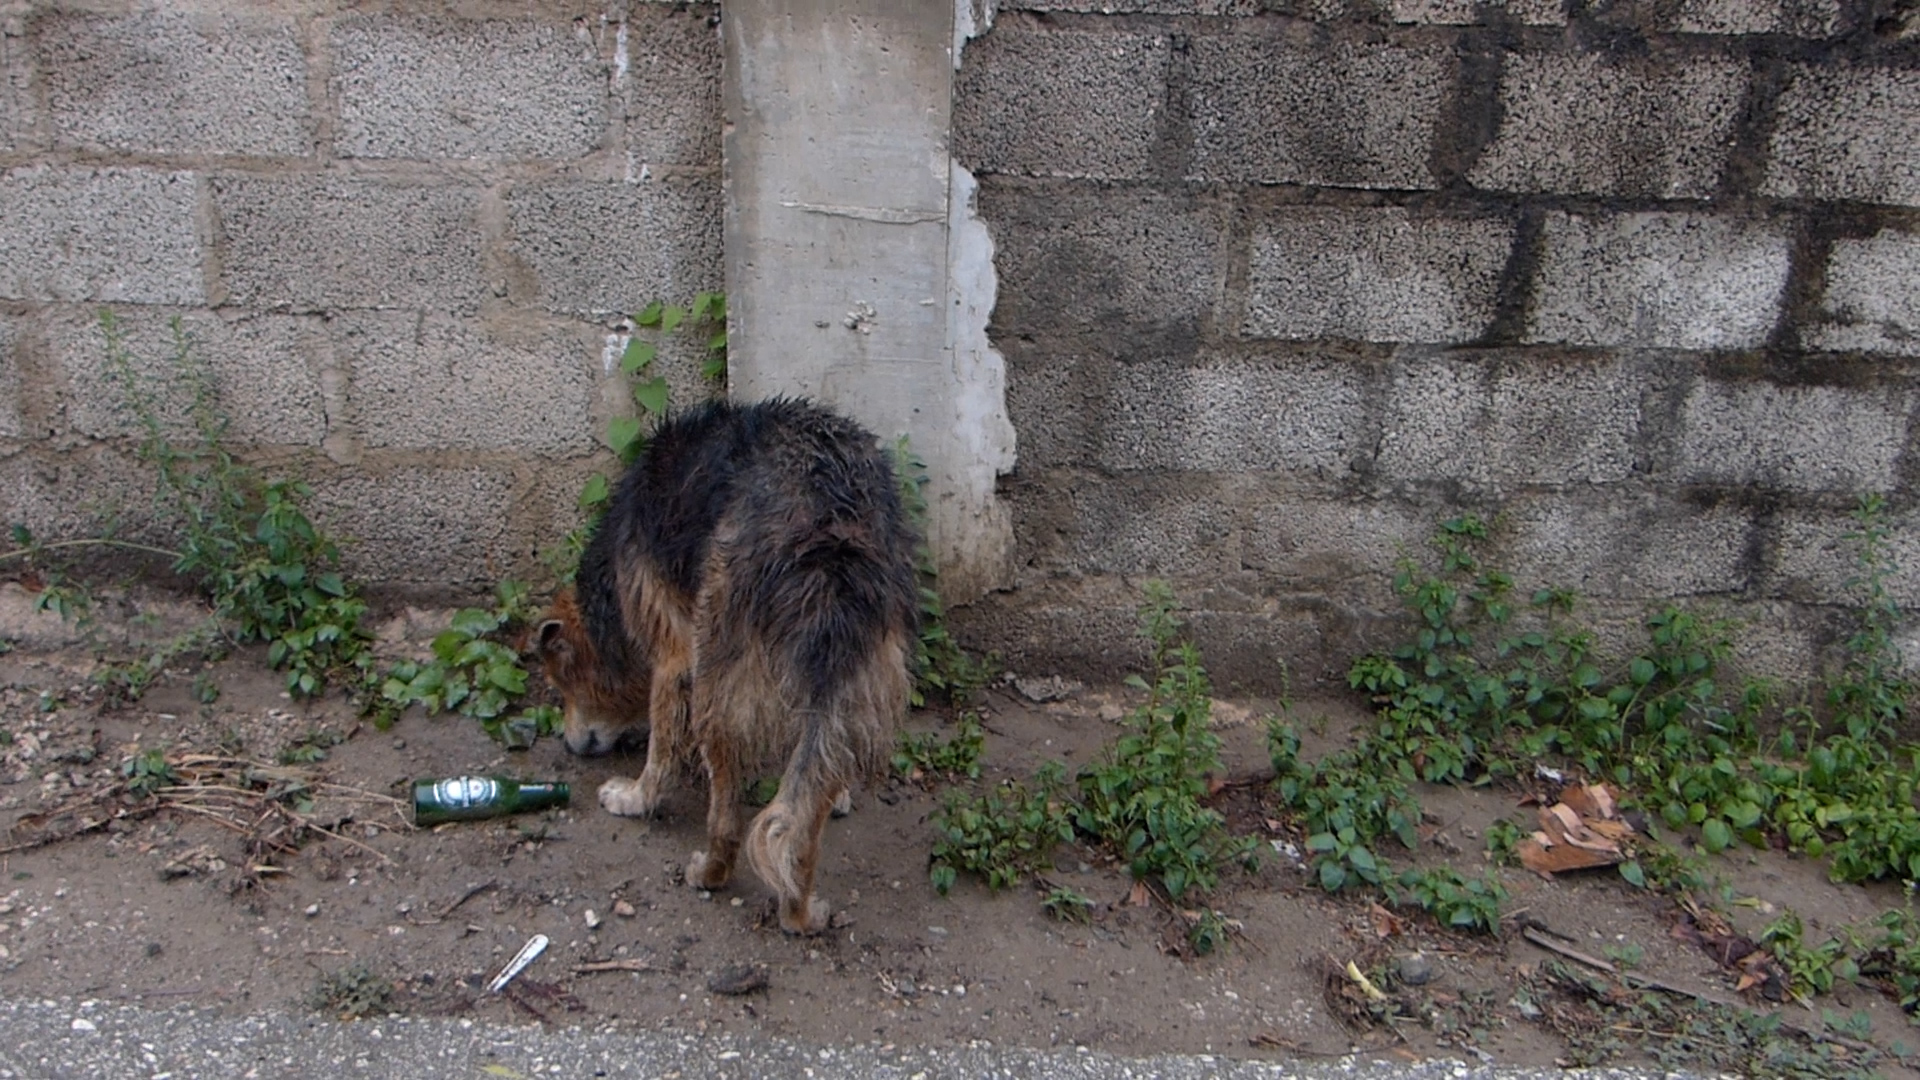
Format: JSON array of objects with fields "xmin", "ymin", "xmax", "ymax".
[{"xmin": 412, "ymin": 776, "xmax": 570, "ymax": 825}]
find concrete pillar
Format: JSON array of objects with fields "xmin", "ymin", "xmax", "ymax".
[{"xmin": 721, "ymin": 0, "xmax": 1015, "ymax": 599}]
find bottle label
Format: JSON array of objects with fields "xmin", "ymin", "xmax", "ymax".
[{"xmin": 432, "ymin": 777, "xmax": 499, "ymax": 809}]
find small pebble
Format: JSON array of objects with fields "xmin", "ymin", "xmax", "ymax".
[
  {"xmin": 305, "ymin": 903, "xmax": 319, "ymax": 917},
  {"xmin": 613, "ymin": 900, "xmax": 637, "ymax": 918},
  {"xmin": 730, "ymin": 896, "xmax": 744, "ymax": 907},
  {"xmin": 584, "ymin": 909, "xmax": 602, "ymax": 930},
  {"xmin": 1397, "ymin": 952, "xmax": 1433, "ymax": 986}
]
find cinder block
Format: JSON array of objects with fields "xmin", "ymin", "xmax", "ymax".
[
  {"xmin": 213, "ymin": 176, "xmax": 483, "ymax": 312},
  {"xmin": 0, "ymin": 316, "xmax": 22, "ymax": 439},
  {"xmin": 1470, "ymin": 53, "xmax": 1747, "ymax": 199},
  {"xmin": 1764, "ymin": 65, "xmax": 1920, "ymax": 207},
  {"xmin": 1389, "ymin": 0, "xmax": 1566, "ymax": 24},
  {"xmin": 1242, "ymin": 207, "xmax": 1514, "ymax": 344},
  {"xmin": 954, "ymin": 27, "xmax": 1170, "ymax": 180},
  {"xmin": 505, "ymin": 177, "xmax": 722, "ymax": 318},
  {"xmin": 1185, "ymin": 30, "xmax": 1449, "ymax": 190},
  {"xmin": 47, "ymin": 308, "xmax": 327, "ymax": 449},
  {"xmin": 331, "ymin": 313, "xmax": 597, "ymax": 456},
  {"xmin": 1502, "ymin": 494, "xmax": 1755, "ymax": 598},
  {"xmin": 0, "ymin": 447, "xmax": 167, "ymax": 547},
  {"xmin": 1803, "ymin": 229, "xmax": 1920, "ymax": 357},
  {"xmin": 1377, "ymin": 353, "xmax": 1644, "ymax": 488},
  {"xmin": 0, "ymin": 35, "xmax": 30, "ymax": 153},
  {"xmin": 994, "ymin": 0, "xmax": 1240, "ymax": 11},
  {"xmin": 36, "ymin": 11, "xmax": 312, "ymax": 157},
  {"xmin": 1767, "ymin": 508, "xmax": 1920, "ymax": 608},
  {"xmin": 1242, "ymin": 498, "xmax": 1432, "ymax": 584},
  {"xmin": 305, "ymin": 464, "xmax": 521, "ymax": 589},
  {"xmin": 979, "ymin": 184, "xmax": 1226, "ymax": 339},
  {"xmin": 1671, "ymin": 0, "xmax": 1842, "ymax": 36},
  {"xmin": 1526, "ymin": 212, "xmax": 1790, "ymax": 350},
  {"xmin": 621, "ymin": 8, "xmax": 721, "ymax": 168},
  {"xmin": 331, "ymin": 16, "xmax": 608, "ymax": 161},
  {"xmin": 0, "ymin": 167, "xmax": 203, "ymax": 305},
  {"xmin": 1065, "ymin": 475, "xmax": 1239, "ymax": 577},
  {"xmin": 1091, "ymin": 354, "xmax": 1370, "ymax": 477},
  {"xmin": 1676, "ymin": 380, "xmax": 1908, "ymax": 493}
]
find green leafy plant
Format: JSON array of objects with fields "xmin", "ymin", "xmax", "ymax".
[
  {"xmin": 563, "ymin": 294, "xmax": 729, "ymax": 567},
  {"xmin": 1389, "ymin": 867, "xmax": 1506, "ymax": 934},
  {"xmin": 929, "ymin": 761, "xmax": 1075, "ymax": 894},
  {"xmin": 23, "ymin": 312, "xmax": 378, "ymax": 701},
  {"xmin": 306, "ymin": 962, "xmax": 394, "ymax": 1020},
  {"xmin": 1073, "ymin": 582, "xmax": 1257, "ymax": 901},
  {"xmin": 277, "ymin": 728, "xmax": 344, "ymax": 766},
  {"xmin": 374, "ymin": 582, "xmax": 554, "ymax": 746},
  {"xmin": 1040, "ymin": 884, "xmax": 1094, "ymax": 923},
  {"xmin": 122, "ymin": 747, "xmax": 177, "ymax": 797},
  {"xmin": 1763, "ymin": 911, "xmax": 1860, "ymax": 999},
  {"xmin": 893, "ymin": 713, "xmax": 986, "ymax": 781},
  {"xmin": 891, "ymin": 437, "xmax": 999, "ymax": 707}
]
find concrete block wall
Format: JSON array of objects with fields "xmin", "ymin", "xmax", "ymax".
[
  {"xmin": 954, "ymin": 2, "xmax": 1920, "ymax": 691},
  {"xmin": 0, "ymin": 1, "xmax": 723, "ymax": 592}
]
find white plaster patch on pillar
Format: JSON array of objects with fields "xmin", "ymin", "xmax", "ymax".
[
  {"xmin": 942, "ymin": 160, "xmax": 1017, "ymax": 597},
  {"xmin": 953, "ymin": 0, "xmax": 996, "ymax": 70}
]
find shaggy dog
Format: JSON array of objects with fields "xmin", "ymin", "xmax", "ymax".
[{"xmin": 536, "ymin": 398, "xmax": 918, "ymax": 933}]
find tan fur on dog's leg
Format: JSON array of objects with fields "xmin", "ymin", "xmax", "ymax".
[
  {"xmin": 746, "ymin": 785, "xmax": 834, "ymax": 934},
  {"xmin": 688, "ymin": 739, "xmax": 743, "ymax": 890}
]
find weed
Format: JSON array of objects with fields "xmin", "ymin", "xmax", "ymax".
[
  {"xmin": 1389, "ymin": 867, "xmax": 1506, "ymax": 934},
  {"xmin": 277, "ymin": 728, "xmax": 344, "ymax": 766},
  {"xmin": 306, "ymin": 963, "xmax": 393, "ymax": 1020},
  {"xmin": 1186, "ymin": 908, "xmax": 1228, "ymax": 956},
  {"xmin": 1763, "ymin": 911, "xmax": 1860, "ymax": 998},
  {"xmin": 553, "ymin": 294, "xmax": 728, "ymax": 582},
  {"xmin": 1483, "ymin": 817, "xmax": 1526, "ymax": 865},
  {"xmin": 1601, "ymin": 941, "xmax": 1646, "ymax": 969},
  {"xmin": 1074, "ymin": 582, "xmax": 1258, "ymax": 900},
  {"xmin": 191, "ymin": 671, "xmax": 221, "ymax": 705},
  {"xmin": 372, "ymin": 581, "xmax": 554, "ymax": 746},
  {"xmin": 89, "ymin": 313, "xmax": 372, "ymax": 699},
  {"xmin": 122, "ymin": 748, "xmax": 176, "ymax": 797},
  {"xmin": 929, "ymin": 761, "xmax": 1074, "ymax": 895},
  {"xmin": 892, "ymin": 713, "xmax": 986, "ymax": 781},
  {"xmin": 1040, "ymin": 884, "xmax": 1094, "ymax": 923},
  {"xmin": 890, "ymin": 437, "xmax": 999, "ymax": 707}
]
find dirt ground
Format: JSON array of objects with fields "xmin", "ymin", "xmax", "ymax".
[{"xmin": 1, "ymin": 584, "xmax": 1918, "ymax": 1076}]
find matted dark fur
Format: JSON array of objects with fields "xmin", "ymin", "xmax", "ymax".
[{"xmin": 536, "ymin": 398, "xmax": 919, "ymax": 934}]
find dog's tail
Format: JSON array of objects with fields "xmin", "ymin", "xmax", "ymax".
[
  {"xmin": 745, "ymin": 627, "xmax": 910, "ymax": 910},
  {"xmin": 743, "ymin": 714, "xmax": 842, "ymax": 908}
]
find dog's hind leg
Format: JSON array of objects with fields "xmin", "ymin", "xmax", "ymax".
[
  {"xmin": 687, "ymin": 734, "xmax": 743, "ymax": 890},
  {"xmin": 744, "ymin": 761, "xmax": 836, "ymax": 935}
]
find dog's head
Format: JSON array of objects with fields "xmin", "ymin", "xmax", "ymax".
[{"xmin": 534, "ymin": 588, "xmax": 650, "ymax": 757}]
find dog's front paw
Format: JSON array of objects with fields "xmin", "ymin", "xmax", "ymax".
[
  {"xmin": 830, "ymin": 788, "xmax": 853, "ymax": 818},
  {"xmin": 598, "ymin": 776, "xmax": 659, "ymax": 817}
]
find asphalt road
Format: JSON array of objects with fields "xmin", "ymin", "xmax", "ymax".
[{"xmin": 0, "ymin": 995, "xmax": 1688, "ymax": 1080}]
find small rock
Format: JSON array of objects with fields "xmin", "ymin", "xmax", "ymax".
[
  {"xmin": 707, "ymin": 964, "xmax": 769, "ymax": 996},
  {"xmin": 1096, "ymin": 703, "xmax": 1125, "ymax": 723},
  {"xmin": 584, "ymin": 909, "xmax": 602, "ymax": 930},
  {"xmin": 613, "ymin": 900, "xmax": 637, "ymax": 918},
  {"xmin": 69, "ymin": 1018, "xmax": 95, "ymax": 1033},
  {"xmin": 927, "ymin": 926, "xmax": 948, "ymax": 937},
  {"xmin": 1014, "ymin": 675, "xmax": 1083, "ymax": 703},
  {"xmin": 1397, "ymin": 952, "xmax": 1434, "ymax": 986},
  {"xmin": 730, "ymin": 897, "xmax": 744, "ymax": 907},
  {"xmin": 391, "ymin": 738, "xmax": 406, "ymax": 751},
  {"xmin": 304, "ymin": 903, "xmax": 320, "ymax": 917}
]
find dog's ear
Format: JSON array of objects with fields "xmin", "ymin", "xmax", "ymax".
[{"xmin": 536, "ymin": 619, "xmax": 571, "ymax": 664}]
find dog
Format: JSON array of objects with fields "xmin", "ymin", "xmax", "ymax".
[{"xmin": 536, "ymin": 398, "xmax": 919, "ymax": 934}]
